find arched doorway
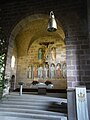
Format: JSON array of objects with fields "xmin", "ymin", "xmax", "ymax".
[{"xmin": 5, "ymin": 14, "xmax": 67, "ymax": 90}]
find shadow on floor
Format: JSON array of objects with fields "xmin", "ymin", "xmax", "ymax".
[{"xmin": 46, "ymin": 101, "xmax": 67, "ymax": 114}]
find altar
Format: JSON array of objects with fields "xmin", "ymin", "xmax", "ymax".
[
  {"xmin": 23, "ymin": 78, "xmax": 67, "ymax": 90},
  {"xmin": 30, "ymin": 82, "xmax": 54, "ymax": 95},
  {"xmin": 30, "ymin": 81, "xmax": 54, "ymax": 89}
]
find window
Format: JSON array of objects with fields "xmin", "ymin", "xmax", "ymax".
[{"xmin": 11, "ymin": 56, "xmax": 15, "ymax": 69}]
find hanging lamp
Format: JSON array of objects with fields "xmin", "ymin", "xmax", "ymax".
[{"xmin": 47, "ymin": 11, "xmax": 57, "ymax": 32}]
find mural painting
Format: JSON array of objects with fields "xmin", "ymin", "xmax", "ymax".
[
  {"xmin": 51, "ymin": 47, "xmax": 56, "ymax": 61},
  {"xmin": 43, "ymin": 63, "xmax": 49, "ymax": 79},
  {"xmin": 27, "ymin": 45, "xmax": 66, "ymax": 80},
  {"xmin": 38, "ymin": 65, "xmax": 43, "ymax": 78},
  {"xmin": 38, "ymin": 48, "xmax": 44, "ymax": 64},
  {"xmin": 62, "ymin": 63, "xmax": 67, "ymax": 78},
  {"xmin": 56, "ymin": 63, "xmax": 61, "ymax": 79},
  {"xmin": 33, "ymin": 65, "xmax": 38, "ymax": 79},
  {"xmin": 27, "ymin": 65, "xmax": 32, "ymax": 79},
  {"xmin": 27, "ymin": 62, "xmax": 66, "ymax": 80},
  {"xmin": 50, "ymin": 63, "xmax": 55, "ymax": 79}
]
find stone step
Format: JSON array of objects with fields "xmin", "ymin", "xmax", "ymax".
[
  {"xmin": 0, "ymin": 111, "xmax": 67, "ymax": 120},
  {"xmin": 0, "ymin": 107, "xmax": 66, "ymax": 116},
  {"xmin": 6, "ymin": 93, "xmax": 67, "ymax": 102},
  {"xmin": 1, "ymin": 101, "xmax": 51, "ymax": 106},
  {"xmin": 0, "ymin": 103, "xmax": 46, "ymax": 110},
  {"xmin": 0, "ymin": 105, "xmax": 67, "ymax": 115},
  {"xmin": 0, "ymin": 101, "xmax": 67, "ymax": 113},
  {"xmin": 4, "ymin": 97, "xmax": 63, "ymax": 102},
  {"xmin": 0, "ymin": 93, "xmax": 67, "ymax": 120},
  {"xmin": 1, "ymin": 98, "xmax": 55, "ymax": 104},
  {"xmin": 3, "ymin": 98, "xmax": 66, "ymax": 107},
  {"xmin": 2, "ymin": 94, "xmax": 67, "ymax": 105},
  {"xmin": 0, "ymin": 116, "xmax": 43, "ymax": 120}
]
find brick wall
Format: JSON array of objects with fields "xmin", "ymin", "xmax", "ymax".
[{"xmin": 0, "ymin": 0, "xmax": 90, "ymax": 88}]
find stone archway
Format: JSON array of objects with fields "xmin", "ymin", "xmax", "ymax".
[{"xmin": 5, "ymin": 14, "xmax": 67, "ymax": 90}]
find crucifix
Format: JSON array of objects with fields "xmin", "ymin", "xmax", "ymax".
[{"xmin": 39, "ymin": 42, "xmax": 54, "ymax": 61}]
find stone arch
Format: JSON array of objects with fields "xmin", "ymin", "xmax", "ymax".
[
  {"xmin": 6, "ymin": 13, "xmax": 67, "ymax": 89},
  {"xmin": 9, "ymin": 14, "xmax": 65, "ymax": 47}
]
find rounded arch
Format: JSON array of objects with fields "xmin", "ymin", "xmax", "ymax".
[
  {"xmin": 8, "ymin": 14, "xmax": 65, "ymax": 56},
  {"xmin": 6, "ymin": 13, "xmax": 67, "ymax": 90}
]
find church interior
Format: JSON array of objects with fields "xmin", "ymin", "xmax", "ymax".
[
  {"xmin": 0, "ymin": 0, "xmax": 90, "ymax": 119},
  {"xmin": 8, "ymin": 14, "xmax": 67, "ymax": 90}
]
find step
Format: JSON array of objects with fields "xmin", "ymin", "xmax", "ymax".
[
  {"xmin": 1, "ymin": 94, "xmax": 67, "ymax": 105},
  {"xmin": 0, "ymin": 116, "xmax": 45, "ymax": 120},
  {"xmin": 0, "ymin": 107, "xmax": 67, "ymax": 116},
  {"xmin": 1, "ymin": 101, "xmax": 50, "ymax": 107},
  {"xmin": 5, "ymin": 93, "xmax": 67, "ymax": 102},
  {"xmin": 0, "ymin": 103, "xmax": 46, "ymax": 110},
  {"xmin": 0, "ymin": 111, "xmax": 67, "ymax": 120},
  {"xmin": 0, "ymin": 102, "xmax": 67, "ymax": 111},
  {"xmin": 0, "ymin": 101, "xmax": 67, "ymax": 113},
  {"xmin": 0, "ymin": 93, "xmax": 67, "ymax": 120},
  {"xmin": 1, "ymin": 100, "xmax": 67, "ymax": 107},
  {"xmin": 3, "ymin": 97, "xmax": 64, "ymax": 102}
]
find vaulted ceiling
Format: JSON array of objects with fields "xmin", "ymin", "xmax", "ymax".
[{"xmin": 14, "ymin": 15, "xmax": 65, "ymax": 57}]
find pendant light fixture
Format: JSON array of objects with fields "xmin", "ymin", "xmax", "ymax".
[{"xmin": 47, "ymin": 11, "xmax": 57, "ymax": 32}]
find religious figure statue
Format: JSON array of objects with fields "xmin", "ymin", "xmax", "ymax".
[
  {"xmin": 56, "ymin": 63, "xmax": 61, "ymax": 79},
  {"xmin": 50, "ymin": 63, "xmax": 55, "ymax": 79},
  {"xmin": 38, "ymin": 65, "xmax": 43, "ymax": 78},
  {"xmin": 51, "ymin": 47, "xmax": 56, "ymax": 61}
]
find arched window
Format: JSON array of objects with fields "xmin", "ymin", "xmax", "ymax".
[{"xmin": 11, "ymin": 56, "xmax": 15, "ymax": 69}]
